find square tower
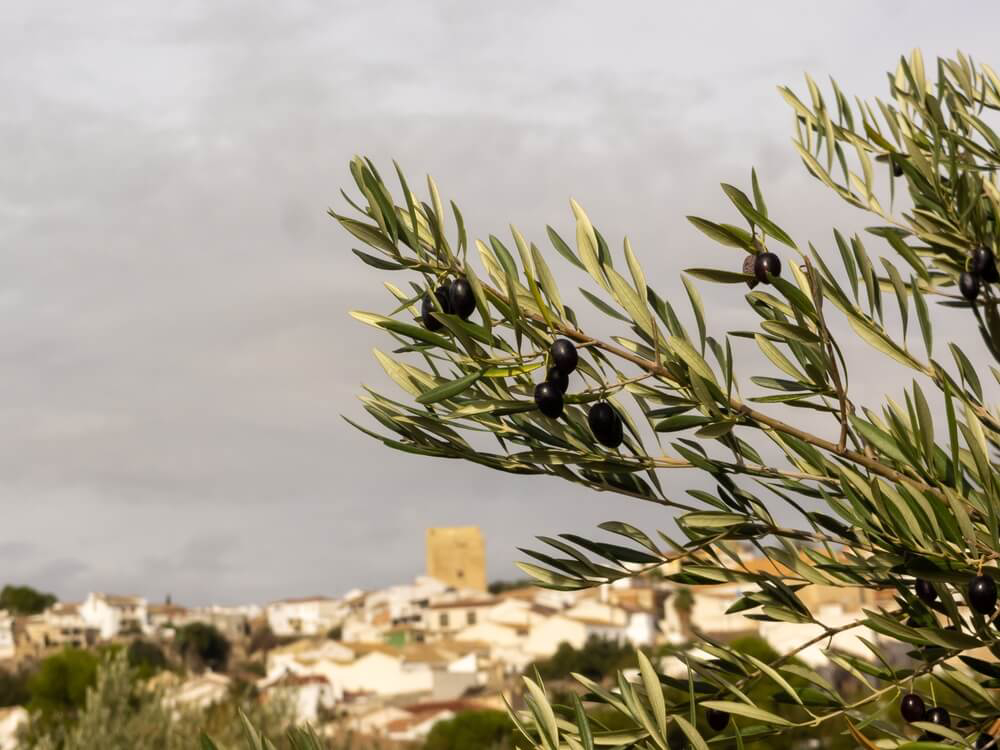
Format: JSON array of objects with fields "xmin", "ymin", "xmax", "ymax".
[{"xmin": 426, "ymin": 526, "xmax": 487, "ymax": 592}]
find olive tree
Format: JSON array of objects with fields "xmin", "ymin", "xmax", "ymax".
[{"xmin": 336, "ymin": 51, "xmax": 1000, "ymax": 749}]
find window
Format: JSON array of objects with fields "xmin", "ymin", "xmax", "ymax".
[
  {"xmin": 439, "ymin": 613, "xmax": 449, "ymax": 628},
  {"xmin": 467, "ymin": 611, "xmax": 477, "ymax": 626}
]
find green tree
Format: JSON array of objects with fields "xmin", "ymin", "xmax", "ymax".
[
  {"xmin": 21, "ymin": 651, "xmax": 297, "ymax": 750},
  {"xmin": 529, "ymin": 637, "xmax": 636, "ymax": 682},
  {"xmin": 126, "ymin": 639, "xmax": 167, "ymax": 679},
  {"xmin": 174, "ymin": 623, "xmax": 230, "ymax": 673},
  {"xmin": 0, "ymin": 584, "xmax": 56, "ymax": 615},
  {"xmin": 0, "ymin": 667, "xmax": 30, "ymax": 707},
  {"xmin": 27, "ymin": 648, "xmax": 98, "ymax": 721},
  {"xmin": 337, "ymin": 50, "xmax": 1000, "ymax": 749},
  {"xmin": 423, "ymin": 710, "xmax": 526, "ymax": 750}
]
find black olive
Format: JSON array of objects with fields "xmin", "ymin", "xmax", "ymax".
[
  {"xmin": 550, "ymin": 339, "xmax": 579, "ymax": 374},
  {"xmin": 753, "ymin": 252, "xmax": 781, "ymax": 284},
  {"xmin": 970, "ymin": 575, "xmax": 998, "ymax": 615},
  {"xmin": 534, "ymin": 382, "xmax": 564, "ymax": 419},
  {"xmin": 587, "ymin": 402, "xmax": 624, "ymax": 448},
  {"xmin": 900, "ymin": 693, "xmax": 926, "ymax": 723},
  {"xmin": 421, "ymin": 285, "xmax": 452, "ymax": 331},
  {"xmin": 915, "ymin": 578, "xmax": 938, "ymax": 605},
  {"xmin": 448, "ymin": 278, "xmax": 477, "ymax": 320}
]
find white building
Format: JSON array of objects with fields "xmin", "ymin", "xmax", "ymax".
[
  {"xmin": 660, "ymin": 584, "xmax": 759, "ymax": 644},
  {"xmin": 423, "ymin": 598, "xmax": 498, "ymax": 637},
  {"xmin": 364, "ymin": 576, "xmax": 450, "ymax": 627},
  {"xmin": 0, "ymin": 611, "xmax": 14, "ymax": 661},
  {"xmin": 524, "ymin": 613, "xmax": 627, "ymax": 658},
  {"xmin": 565, "ymin": 599, "xmax": 658, "ymax": 647},
  {"xmin": 259, "ymin": 674, "xmax": 337, "ymax": 723},
  {"xmin": 156, "ymin": 671, "xmax": 232, "ymax": 711},
  {"xmin": 759, "ymin": 604, "xmax": 879, "ymax": 669},
  {"xmin": 263, "ymin": 640, "xmax": 483, "ymax": 702},
  {"xmin": 386, "ymin": 705, "xmax": 456, "ymax": 742},
  {"xmin": 266, "ymin": 597, "xmax": 342, "ymax": 637},
  {"xmin": 266, "ymin": 638, "xmax": 355, "ymax": 690},
  {"xmin": 79, "ymin": 593, "xmax": 149, "ymax": 639},
  {"xmin": 0, "ymin": 707, "xmax": 27, "ymax": 750}
]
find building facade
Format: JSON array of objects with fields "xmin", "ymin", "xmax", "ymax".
[{"xmin": 426, "ymin": 527, "xmax": 487, "ymax": 592}]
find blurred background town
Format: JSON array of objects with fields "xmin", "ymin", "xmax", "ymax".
[{"xmin": 0, "ymin": 527, "xmax": 905, "ymax": 748}]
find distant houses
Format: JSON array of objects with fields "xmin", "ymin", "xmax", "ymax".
[
  {"xmin": 79, "ymin": 593, "xmax": 149, "ymax": 639},
  {"xmin": 266, "ymin": 596, "xmax": 342, "ymax": 637},
  {"xmin": 0, "ymin": 531, "xmax": 910, "ymax": 745}
]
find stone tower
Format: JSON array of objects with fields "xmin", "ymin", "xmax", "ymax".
[{"xmin": 426, "ymin": 526, "xmax": 487, "ymax": 592}]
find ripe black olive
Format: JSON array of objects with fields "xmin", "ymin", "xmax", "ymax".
[
  {"xmin": 706, "ymin": 708, "xmax": 729, "ymax": 732},
  {"xmin": 900, "ymin": 693, "xmax": 926, "ymax": 723},
  {"xmin": 448, "ymin": 278, "xmax": 477, "ymax": 320},
  {"xmin": 978, "ymin": 733, "xmax": 997, "ymax": 749},
  {"xmin": 545, "ymin": 366, "xmax": 569, "ymax": 394},
  {"xmin": 421, "ymin": 285, "xmax": 452, "ymax": 331},
  {"xmin": 960, "ymin": 272, "xmax": 982, "ymax": 301},
  {"xmin": 587, "ymin": 402, "xmax": 624, "ymax": 448},
  {"xmin": 969, "ymin": 575, "xmax": 998, "ymax": 615},
  {"xmin": 753, "ymin": 252, "xmax": 781, "ymax": 284},
  {"xmin": 915, "ymin": 578, "xmax": 938, "ymax": 605},
  {"xmin": 924, "ymin": 706, "xmax": 950, "ymax": 738},
  {"xmin": 972, "ymin": 247, "xmax": 999, "ymax": 282},
  {"xmin": 534, "ymin": 382, "xmax": 564, "ymax": 419},
  {"xmin": 892, "ymin": 158, "xmax": 904, "ymax": 177},
  {"xmin": 550, "ymin": 339, "xmax": 579, "ymax": 374}
]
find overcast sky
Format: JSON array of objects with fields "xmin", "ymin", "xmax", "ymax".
[{"xmin": 2, "ymin": 2, "xmax": 999, "ymax": 606}]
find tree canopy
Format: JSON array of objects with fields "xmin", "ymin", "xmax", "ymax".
[
  {"xmin": 337, "ymin": 49, "xmax": 1000, "ymax": 749},
  {"xmin": 0, "ymin": 584, "xmax": 57, "ymax": 615},
  {"xmin": 174, "ymin": 623, "xmax": 230, "ymax": 673}
]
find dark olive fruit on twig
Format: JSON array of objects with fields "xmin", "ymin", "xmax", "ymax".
[
  {"xmin": 753, "ymin": 252, "xmax": 781, "ymax": 284},
  {"xmin": 706, "ymin": 708, "xmax": 729, "ymax": 732},
  {"xmin": 546, "ymin": 366, "xmax": 568, "ymax": 394},
  {"xmin": 588, "ymin": 402, "xmax": 624, "ymax": 448},
  {"xmin": 448, "ymin": 278, "xmax": 477, "ymax": 320},
  {"xmin": 978, "ymin": 734, "xmax": 997, "ymax": 749},
  {"xmin": 742, "ymin": 254, "xmax": 759, "ymax": 289},
  {"xmin": 550, "ymin": 338, "xmax": 579, "ymax": 374},
  {"xmin": 667, "ymin": 729, "xmax": 689, "ymax": 750},
  {"xmin": 900, "ymin": 693, "xmax": 926, "ymax": 723},
  {"xmin": 915, "ymin": 578, "xmax": 938, "ymax": 605},
  {"xmin": 969, "ymin": 575, "xmax": 998, "ymax": 615},
  {"xmin": 972, "ymin": 247, "xmax": 1000, "ymax": 282},
  {"xmin": 892, "ymin": 158, "xmax": 904, "ymax": 177},
  {"xmin": 534, "ymin": 382, "xmax": 564, "ymax": 419},
  {"xmin": 924, "ymin": 706, "xmax": 951, "ymax": 738},
  {"xmin": 421, "ymin": 285, "xmax": 452, "ymax": 331},
  {"xmin": 960, "ymin": 272, "xmax": 982, "ymax": 301}
]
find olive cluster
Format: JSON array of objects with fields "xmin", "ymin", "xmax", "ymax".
[
  {"xmin": 959, "ymin": 247, "xmax": 999, "ymax": 302},
  {"xmin": 421, "ymin": 277, "xmax": 477, "ymax": 331},
  {"xmin": 533, "ymin": 339, "xmax": 625, "ymax": 449},
  {"xmin": 914, "ymin": 573, "xmax": 998, "ymax": 615},
  {"xmin": 900, "ymin": 574, "xmax": 998, "ymax": 742},
  {"xmin": 901, "ymin": 692, "xmax": 997, "ymax": 746},
  {"xmin": 900, "ymin": 693, "xmax": 952, "ymax": 740}
]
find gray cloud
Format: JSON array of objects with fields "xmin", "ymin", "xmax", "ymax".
[{"xmin": 1, "ymin": 1, "xmax": 998, "ymax": 604}]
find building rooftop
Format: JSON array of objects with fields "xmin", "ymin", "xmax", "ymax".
[{"xmin": 426, "ymin": 598, "xmax": 497, "ymax": 610}]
